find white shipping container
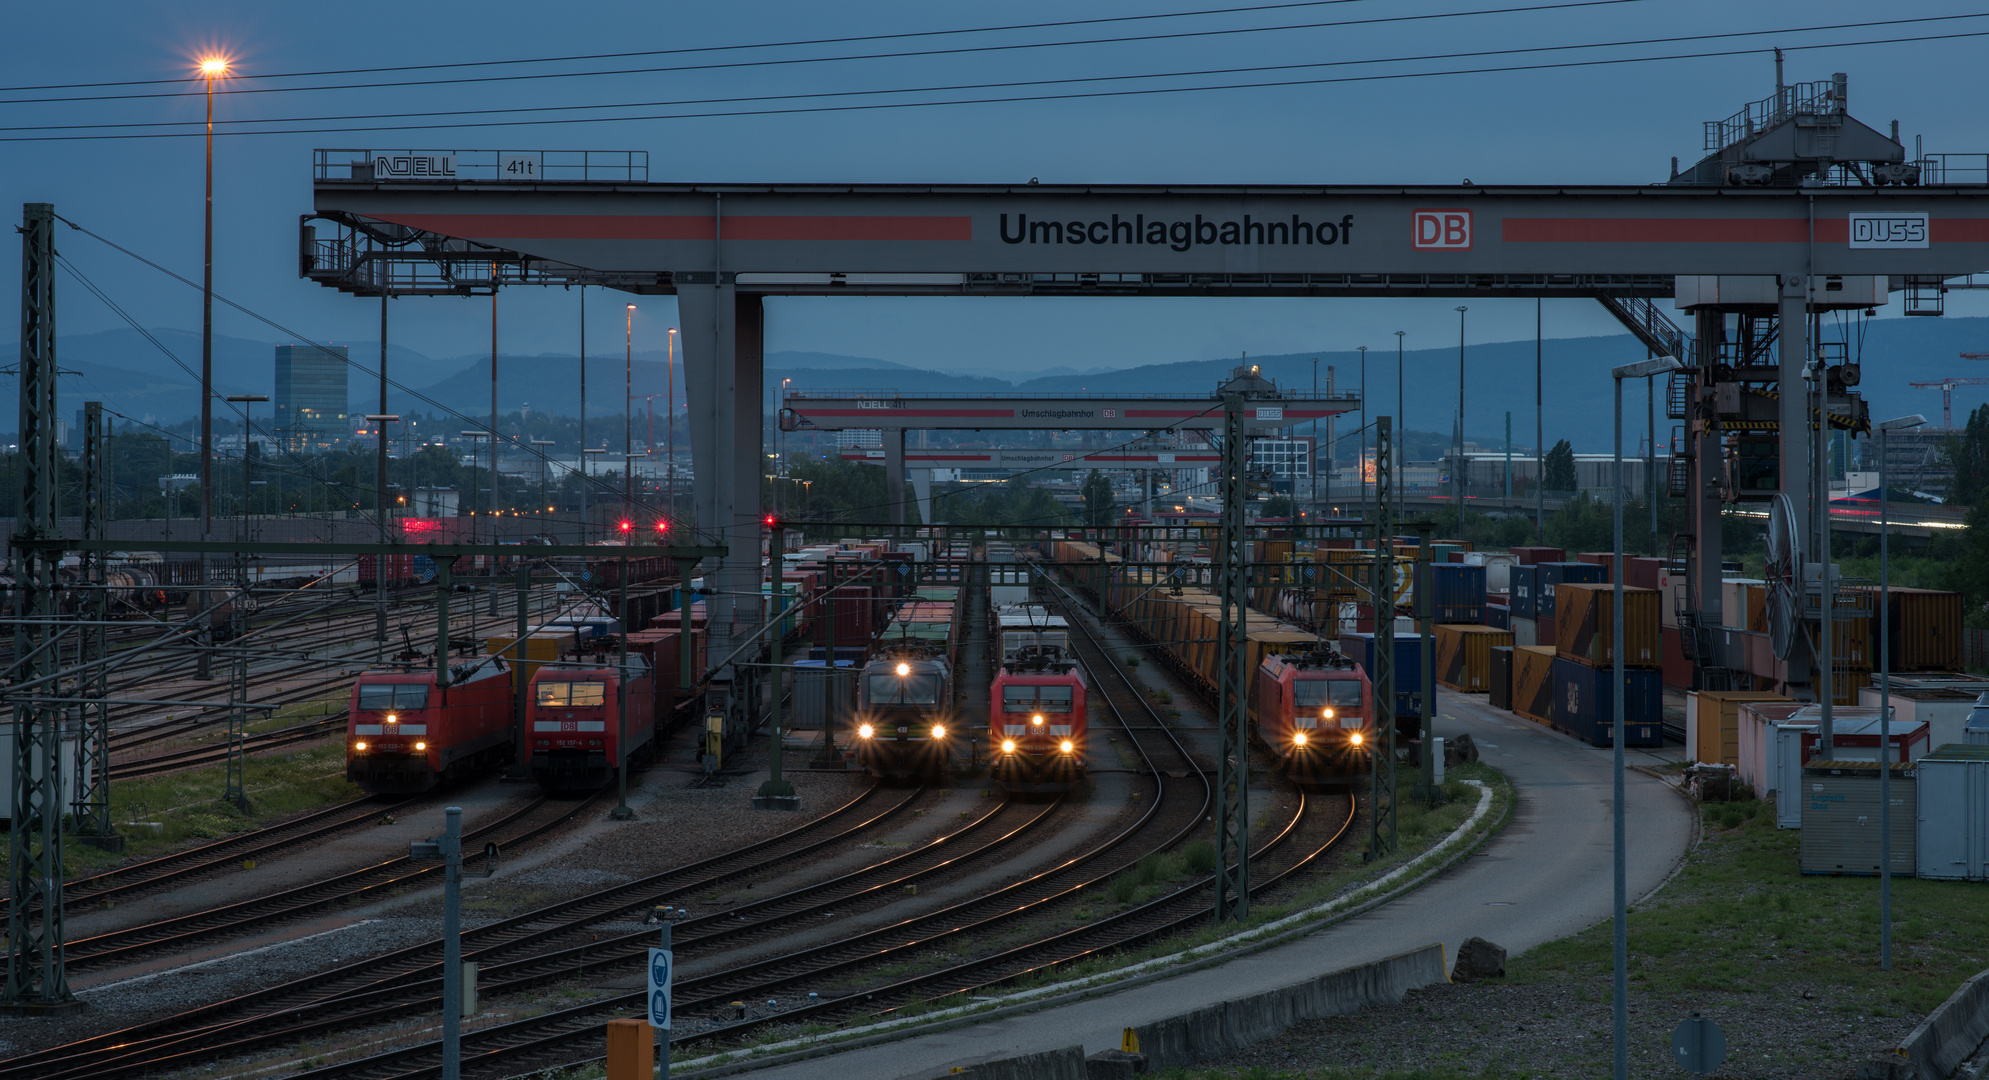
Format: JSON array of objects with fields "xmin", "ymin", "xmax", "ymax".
[
  {"xmin": 1916, "ymin": 745, "xmax": 1989, "ymax": 880},
  {"xmin": 1511, "ymin": 616, "xmax": 1537, "ymax": 648},
  {"xmin": 1464, "ymin": 552, "xmax": 1518, "ymax": 593},
  {"xmin": 1968, "ymin": 696, "xmax": 1989, "ymax": 746},
  {"xmin": 1858, "ymin": 686, "xmax": 1985, "ymax": 748}
]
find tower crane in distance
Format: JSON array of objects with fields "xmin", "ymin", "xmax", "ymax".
[{"xmin": 1909, "ymin": 376, "xmax": 1989, "ymax": 429}]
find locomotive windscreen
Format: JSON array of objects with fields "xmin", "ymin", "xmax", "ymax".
[
  {"xmin": 1293, "ymin": 679, "xmax": 1363, "ymax": 709},
  {"xmin": 1001, "ymin": 685, "xmax": 1074, "ymax": 712},
  {"xmin": 357, "ymin": 683, "xmax": 429, "ymax": 711},
  {"xmin": 869, "ymin": 674, "xmax": 941, "ymax": 704},
  {"xmin": 537, "ymin": 681, "xmax": 608, "ymax": 707}
]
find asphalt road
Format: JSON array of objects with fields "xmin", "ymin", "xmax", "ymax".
[{"xmin": 734, "ymin": 694, "xmax": 1695, "ymax": 1079}]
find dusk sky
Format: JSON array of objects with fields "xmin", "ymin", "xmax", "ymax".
[{"xmin": 5, "ymin": 1, "xmax": 1988, "ymax": 375}]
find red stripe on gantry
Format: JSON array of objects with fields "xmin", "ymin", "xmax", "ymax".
[
  {"xmin": 1502, "ymin": 218, "xmax": 1815, "ymax": 243},
  {"xmin": 375, "ymin": 213, "xmax": 970, "ymax": 242}
]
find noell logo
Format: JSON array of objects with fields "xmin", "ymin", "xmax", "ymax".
[{"xmin": 1412, "ymin": 210, "xmax": 1472, "ymax": 251}]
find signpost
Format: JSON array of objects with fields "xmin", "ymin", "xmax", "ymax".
[
  {"xmin": 648, "ymin": 919, "xmax": 674, "ymax": 1078},
  {"xmin": 1671, "ymin": 1014, "xmax": 1726, "ymax": 1078}
]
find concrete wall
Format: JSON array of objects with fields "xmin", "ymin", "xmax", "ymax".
[{"xmin": 1901, "ymin": 966, "xmax": 1989, "ymax": 1079}]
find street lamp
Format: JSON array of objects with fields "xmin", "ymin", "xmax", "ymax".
[
  {"xmin": 1453, "ymin": 307, "xmax": 1467, "ymax": 529},
  {"xmin": 1356, "ymin": 345, "xmax": 1368, "ymax": 524},
  {"xmin": 198, "ymin": 56, "xmax": 229, "ymax": 538},
  {"xmin": 1609, "ymin": 354, "xmax": 1680, "ymax": 1080},
  {"xmin": 531, "ymin": 439, "xmax": 556, "ymax": 515},
  {"xmin": 461, "ymin": 431, "xmax": 490, "ymax": 544},
  {"xmin": 781, "ymin": 376, "xmax": 793, "ymax": 516},
  {"xmin": 367, "ymin": 413, "xmax": 401, "ymax": 646},
  {"xmin": 625, "ymin": 304, "xmax": 636, "ymax": 527},
  {"xmin": 1877, "ymin": 412, "xmax": 1927, "ymax": 972},
  {"xmin": 666, "ymin": 326, "xmax": 678, "ymax": 521},
  {"xmin": 1395, "ymin": 330, "xmax": 1405, "ymax": 523},
  {"xmin": 583, "ymin": 447, "xmax": 607, "ymax": 538}
]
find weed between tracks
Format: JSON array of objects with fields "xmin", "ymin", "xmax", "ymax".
[{"xmin": 47, "ymin": 744, "xmax": 362, "ymax": 873}]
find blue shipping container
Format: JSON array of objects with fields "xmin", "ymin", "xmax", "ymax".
[
  {"xmin": 1429, "ymin": 564, "xmax": 1487, "ymax": 624},
  {"xmin": 1340, "ymin": 632, "xmax": 1427, "ymax": 735},
  {"xmin": 1510, "ymin": 565, "xmax": 1539, "ymax": 620},
  {"xmin": 1550, "ymin": 656, "xmax": 1664, "ymax": 747},
  {"xmin": 1486, "ymin": 603, "xmax": 1511, "ymax": 632},
  {"xmin": 1536, "ymin": 562, "xmax": 1606, "ymax": 618}
]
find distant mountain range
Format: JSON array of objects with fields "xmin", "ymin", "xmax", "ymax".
[{"xmin": 13, "ymin": 317, "xmax": 1989, "ymax": 452}]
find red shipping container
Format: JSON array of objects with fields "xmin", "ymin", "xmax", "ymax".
[
  {"xmin": 1510, "ymin": 546, "xmax": 1565, "ymax": 566},
  {"xmin": 1626, "ymin": 557, "xmax": 1663, "ymax": 592},
  {"xmin": 1661, "ymin": 625, "xmax": 1693, "ymax": 690}
]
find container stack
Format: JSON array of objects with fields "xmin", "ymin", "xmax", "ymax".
[
  {"xmin": 1435, "ymin": 624, "xmax": 1514, "ymax": 694},
  {"xmin": 1549, "ymin": 580, "xmax": 1663, "ymax": 747},
  {"xmin": 1511, "ymin": 645, "xmax": 1558, "ymax": 725}
]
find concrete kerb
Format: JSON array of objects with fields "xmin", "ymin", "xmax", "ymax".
[
  {"xmin": 672, "ymin": 778, "xmax": 1503, "ymax": 1079},
  {"xmin": 1899, "ymin": 966, "xmax": 1989, "ymax": 1080}
]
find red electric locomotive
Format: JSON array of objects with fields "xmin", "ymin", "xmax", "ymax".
[
  {"xmin": 1251, "ymin": 647, "xmax": 1373, "ymax": 781},
  {"xmin": 989, "ymin": 645, "xmax": 1087, "ymax": 793},
  {"xmin": 525, "ymin": 654, "xmax": 658, "ymax": 792},
  {"xmin": 346, "ymin": 660, "xmax": 517, "ymax": 793}
]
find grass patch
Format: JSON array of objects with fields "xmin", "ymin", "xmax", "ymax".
[
  {"xmin": 1511, "ymin": 799, "xmax": 1989, "ymax": 1016},
  {"xmin": 38, "ymin": 743, "xmax": 364, "ymax": 874}
]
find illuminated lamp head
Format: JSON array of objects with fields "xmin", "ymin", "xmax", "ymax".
[
  {"xmin": 199, "ymin": 57, "xmax": 229, "ymax": 77},
  {"xmin": 1001, "ymin": 739, "xmax": 1017, "ymax": 753},
  {"xmin": 386, "ymin": 714, "xmax": 398, "ymax": 724},
  {"xmin": 1293, "ymin": 731, "xmax": 1308, "ymax": 747},
  {"xmin": 1321, "ymin": 708, "xmax": 1334, "ymax": 720},
  {"xmin": 415, "ymin": 741, "xmax": 427, "ymax": 751},
  {"xmin": 858, "ymin": 723, "xmax": 874, "ymax": 739},
  {"xmin": 1349, "ymin": 731, "xmax": 1365, "ymax": 747},
  {"xmin": 931, "ymin": 725, "xmax": 946, "ymax": 738},
  {"xmin": 1032, "ymin": 714, "xmax": 1044, "ymax": 726},
  {"xmin": 895, "ymin": 662, "xmax": 910, "ymax": 677},
  {"xmin": 1060, "ymin": 740, "xmax": 1074, "ymax": 753},
  {"xmin": 354, "ymin": 741, "xmax": 368, "ymax": 752}
]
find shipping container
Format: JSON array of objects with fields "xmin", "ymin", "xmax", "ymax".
[
  {"xmin": 1969, "ymin": 697, "xmax": 1989, "ymax": 745},
  {"xmin": 790, "ymin": 660, "xmax": 857, "ymax": 730},
  {"xmin": 1435, "ymin": 624, "xmax": 1514, "ymax": 693},
  {"xmin": 1800, "ymin": 761, "xmax": 1916, "ymax": 876},
  {"xmin": 1744, "ymin": 706, "xmax": 1931, "ymax": 828},
  {"xmin": 484, "ymin": 632, "xmax": 575, "ymax": 684},
  {"xmin": 1549, "ymin": 656, "xmax": 1664, "ymax": 747},
  {"xmin": 1660, "ymin": 626, "xmax": 1694, "ymax": 690},
  {"xmin": 1489, "ymin": 646, "xmax": 1514, "ymax": 710},
  {"xmin": 1535, "ymin": 561, "xmax": 1606, "ymax": 616},
  {"xmin": 1340, "ymin": 632, "xmax": 1426, "ymax": 721},
  {"xmin": 1685, "ymin": 690, "xmax": 1791, "ymax": 767},
  {"xmin": 1512, "ymin": 645, "xmax": 1558, "ymax": 724},
  {"xmin": 1511, "ymin": 615, "xmax": 1538, "ymax": 648},
  {"xmin": 1510, "ymin": 546, "xmax": 1566, "ymax": 566},
  {"xmin": 1736, "ymin": 701, "xmax": 1807, "ymax": 801},
  {"xmin": 1915, "ymin": 744, "xmax": 1989, "ymax": 881},
  {"xmin": 1554, "ymin": 582, "xmax": 1663, "ymax": 669},
  {"xmin": 1509, "ymin": 565, "xmax": 1539, "ymax": 620},
  {"xmin": 1485, "ymin": 603, "xmax": 1511, "ymax": 632},
  {"xmin": 1427, "ymin": 564, "xmax": 1487, "ymax": 624},
  {"xmin": 1851, "ymin": 586, "xmax": 1964, "ymax": 672},
  {"xmin": 1574, "ymin": 552, "xmax": 1615, "ymax": 579},
  {"xmin": 1624, "ymin": 557, "xmax": 1664, "ymax": 592},
  {"xmin": 1462, "ymin": 551, "xmax": 1520, "ymax": 592}
]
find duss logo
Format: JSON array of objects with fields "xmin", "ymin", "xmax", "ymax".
[{"xmin": 1412, "ymin": 210, "xmax": 1472, "ymax": 251}]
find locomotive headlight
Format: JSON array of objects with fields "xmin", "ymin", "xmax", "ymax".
[
  {"xmin": 386, "ymin": 714, "xmax": 398, "ymax": 724},
  {"xmin": 1349, "ymin": 731, "xmax": 1364, "ymax": 747},
  {"xmin": 858, "ymin": 724, "xmax": 874, "ymax": 739},
  {"xmin": 931, "ymin": 725, "xmax": 946, "ymax": 739},
  {"xmin": 1060, "ymin": 740, "xmax": 1074, "ymax": 753},
  {"xmin": 354, "ymin": 741, "xmax": 368, "ymax": 752},
  {"xmin": 415, "ymin": 741, "xmax": 426, "ymax": 751},
  {"xmin": 1293, "ymin": 731, "xmax": 1308, "ymax": 747},
  {"xmin": 1032, "ymin": 714, "xmax": 1044, "ymax": 726},
  {"xmin": 896, "ymin": 662, "xmax": 910, "ymax": 677},
  {"xmin": 1321, "ymin": 708, "xmax": 1334, "ymax": 720},
  {"xmin": 1001, "ymin": 739, "xmax": 1017, "ymax": 753}
]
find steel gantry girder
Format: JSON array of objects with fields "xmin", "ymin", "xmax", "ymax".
[
  {"xmin": 7, "ymin": 203, "xmax": 80, "ymax": 1014},
  {"xmin": 1214, "ymin": 395, "xmax": 1251, "ymax": 923},
  {"xmin": 1368, "ymin": 417, "xmax": 1398, "ymax": 861}
]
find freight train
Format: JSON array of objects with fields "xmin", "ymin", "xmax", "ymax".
[
  {"xmin": 989, "ymin": 603, "xmax": 1087, "ymax": 793},
  {"xmin": 1045, "ymin": 539, "xmax": 1375, "ymax": 779},
  {"xmin": 851, "ymin": 647, "xmax": 956, "ymax": 780},
  {"xmin": 346, "ymin": 658, "xmax": 518, "ymax": 793}
]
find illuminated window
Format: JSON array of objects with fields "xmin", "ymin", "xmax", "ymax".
[{"xmin": 536, "ymin": 681, "xmax": 608, "ymax": 707}]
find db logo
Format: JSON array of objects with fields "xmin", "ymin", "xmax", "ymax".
[{"xmin": 1412, "ymin": 210, "xmax": 1472, "ymax": 251}]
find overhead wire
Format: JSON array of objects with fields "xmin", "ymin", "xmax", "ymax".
[{"xmin": 3, "ymin": 20, "xmax": 1979, "ymax": 141}]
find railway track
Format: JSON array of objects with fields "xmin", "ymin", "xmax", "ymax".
[{"xmin": 0, "ymin": 783, "xmax": 907, "ymax": 1080}]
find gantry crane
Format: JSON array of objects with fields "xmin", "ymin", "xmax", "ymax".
[{"xmin": 1909, "ymin": 376, "xmax": 1989, "ymax": 428}]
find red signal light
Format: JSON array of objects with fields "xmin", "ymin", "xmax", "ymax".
[
  {"xmin": 654, "ymin": 520, "xmax": 669, "ymax": 533},
  {"xmin": 764, "ymin": 514, "xmax": 780, "ymax": 528},
  {"xmin": 618, "ymin": 520, "xmax": 632, "ymax": 533}
]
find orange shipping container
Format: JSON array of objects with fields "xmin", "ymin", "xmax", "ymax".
[
  {"xmin": 1685, "ymin": 690, "xmax": 1791, "ymax": 766},
  {"xmin": 1435, "ymin": 624, "xmax": 1514, "ymax": 693},
  {"xmin": 1854, "ymin": 586, "xmax": 1963, "ymax": 672},
  {"xmin": 1512, "ymin": 645, "xmax": 1557, "ymax": 724},
  {"xmin": 1555, "ymin": 583, "xmax": 1662, "ymax": 669}
]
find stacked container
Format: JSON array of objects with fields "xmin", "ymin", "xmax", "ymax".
[
  {"xmin": 1435, "ymin": 624, "xmax": 1513, "ymax": 693},
  {"xmin": 1549, "ymin": 658, "xmax": 1665, "ymax": 747},
  {"xmin": 1512, "ymin": 645, "xmax": 1558, "ymax": 725},
  {"xmin": 1547, "ymin": 579, "xmax": 1663, "ymax": 747},
  {"xmin": 1555, "ymin": 583, "xmax": 1663, "ymax": 668},
  {"xmin": 1685, "ymin": 690, "xmax": 1792, "ymax": 767},
  {"xmin": 1341, "ymin": 631, "xmax": 1425, "ymax": 724},
  {"xmin": 1426, "ymin": 564, "xmax": 1488, "ymax": 624},
  {"xmin": 1488, "ymin": 645, "xmax": 1514, "ymax": 710},
  {"xmin": 1852, "ymin": 586, "xmax": 1965, "ymax": 672}
]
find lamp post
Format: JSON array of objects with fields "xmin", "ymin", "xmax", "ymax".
[
  {"xmin": 781, "ymin": 377, "xmax": 792, "ymax": 517},
  {"xmin": 1877, "ymin": 413, "xmax": 1927, "ymax": 971},
  {"xmin": 367, "ymin": 413, "xmax": 401, "ymax": 648},
  {"xmin": 578, "ymin": 286, "xmax": 587, "ymax": 541},
  {"xmin": 1356, "ymin": 345, "xmax": 1367, "ymax": 524},
  {"xmin": 1610, "ymin": 355, "xmax": 1681, "ymax": 1080},
  {"xmin": 531, "ymin": 439, "xmax": 555, "ymax": 514},
  {"xmin": 666, "ymin": 327, "xmax": 678, "ymax": 524},
  {"xmin": 198, "ymin": 57, "xmax": 228, "ymax": 538},
  {"xmin": 1453, "ymin": 307, "xmax": 1467, "ymax": 531},
  {"xmin": 583, "ymin": 447, "xmax": 607, "ymax": 536},
  {"xmin": 461, "ymin": 431, "xmax": 489, "ymax": 544},
  {"xmin": 625, "ymin": 304, "xmax": 636, "ymax": 527},
  {"xmin": 1395, "ymin": 330, "xmax": 1405, "ymax": 524}
]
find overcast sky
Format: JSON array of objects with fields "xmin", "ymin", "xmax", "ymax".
[{"xmin": 4, "ymin": 0, "xmax": 1988, "ymax": 374}]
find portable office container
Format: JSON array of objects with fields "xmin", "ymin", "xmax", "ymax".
[
  {"xmin": 1857, "ymin": 686, "xmax": 1983, "ymax": 747},
  {"xmin": 1512, "ymin": 645, "xmax": 1557, "ymax": 724},
  {"xmin": 1554, "ymin": 583, "xmax": 1662, "ymax": 669},
  {"xmin": 1967, "ymin": 695, "xmax": 1989, "ymax": 746},
  {"xmin": 1799, "ymin": 761, "xmax": 1916, "ymax": 876},
  {"xmin": 1915, "ymin": 744, "xmax": 1989, "ymax": 880},
  {"xmin": 1535, "ymin": 562, "xmax": 1606, "ymax": 616},
  {"xmin": 1735, "ymin": 701, "xmax": 1806, "ymax": 804},
  {"xmin": 1550, "ymin": 656, "xmax": 1663, "ymax": 747},
  {"xmin": 1722, "ymin": 579, "xmax": 1767, "ymax": 631},
  {"xmin": 1489, "ymin": 646, "xmax": 1514, "ymax": 710},
  {"xmin": 1435, "ymin": 624, "xmax": 1512, "ymax": 693},
  {"xmin": 1685, "ymin": 690, "xmax": 1792, "ymax": 767},
  {"xmin": 1341, "ymin": 631, "xmax": 1425, "ymax": 721},
  {"xmin": 1746, "ymin": 706, "xmax": 1929, "ymax": 828},
  {"xmin": 1509, "ymin": 565, "xmax": 1539, "ymax": 620}
]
